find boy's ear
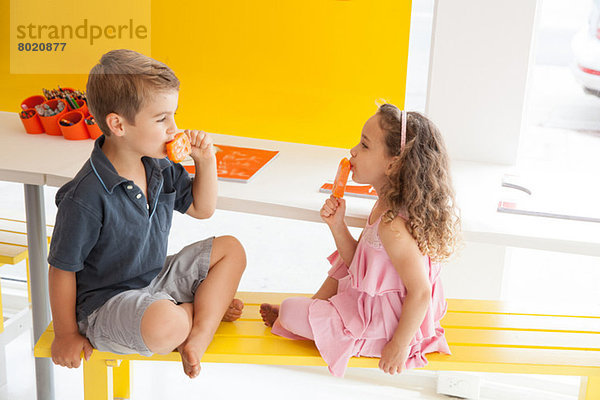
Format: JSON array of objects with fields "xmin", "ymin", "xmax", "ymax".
[{"xmin": 105, "ymin": 113, "xmax": 126, "ymax": 137}]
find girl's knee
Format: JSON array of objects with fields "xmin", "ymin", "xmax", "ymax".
[{"xmin": 279, "ymin": 298, "xmax": 306, "ymax": 330}]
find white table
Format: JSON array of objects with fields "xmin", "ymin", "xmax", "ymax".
[{"xmin": 2, "ymin": 111, "xmax": 600, "ymax": 398}]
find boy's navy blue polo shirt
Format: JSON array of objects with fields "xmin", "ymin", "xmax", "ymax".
[{"xmin": 48, "ymin": 135, "xmax": 194, "ymax": 323}]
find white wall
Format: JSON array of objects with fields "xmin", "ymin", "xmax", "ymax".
[{"xmin": 426, "ymin": 0, "xmax": 539, "ymax": 165}]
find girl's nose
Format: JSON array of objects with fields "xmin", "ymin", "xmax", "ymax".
[{"xmin": 350, "ymin": 146, "xmax": 358, "ymax": 157}]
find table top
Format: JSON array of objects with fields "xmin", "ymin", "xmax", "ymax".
[{"xmin": 1, "ymin": 111, "xmax": 599, "ymax": 256}]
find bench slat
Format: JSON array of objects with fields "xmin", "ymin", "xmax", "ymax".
[
  {"xmin": 0, "ymin": 243, "xmax": 28, "ymax": 264},
  {"xmin": 237, "ymin": 292, "xmax": 600, "ymax": 319},
  {"xmin": 444, "ymin": 328, "xmax": 600, "ymax": 351},
  {"xmin": 240, "ymin": 304, "xmax": 600, "ymax": 333},
  {"xmin": 216, "ymin": 321, "xmax": 600, "ymax": 351},
  {"xmin": 0, "ymin": 231, "xmax": 28, "ymax": 247},
  {"xmin": 446, "ymin": 298, "xmax": 600, "ymax": 318},
  {"xmin": 442, "ymin": 312, "xmax": 600, "ymax": 333}
]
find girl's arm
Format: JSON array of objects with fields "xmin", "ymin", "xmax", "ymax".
[
  {"xmin": 378, "ymin": 218, "xmax": 432, "ymax": 375},
  {"xmin": 186, "ymin": 130, "xmax": 218, "ymax": 219},
  {"xmin": 48, "ymin": 266, "xmax": 93, "ymax": 368},
  {"xmin": 320, "ymin": 196, "xmax": 358, "ymax": 265}
]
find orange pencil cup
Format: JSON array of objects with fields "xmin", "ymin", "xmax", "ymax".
[
  {"xmin": 331, "ymin": 157, "xmax": 351, "ymax": 198},
  {"xmin": 77, "ymin": 100, "xmax": 89, "ymax": 116},
  {"xmin": 85, "ymin": 117, "xmax": 103, "ymax": 139},
  {"xmin": 67, "ymin": 98, "xmax": 88, "ymax": 115},
  {"xmin": 38, "ymin": 99, "xmax": 67, "ymax": 136},
  {"xmin": 19, "ymin": 95, "xmax": 46, "ymax": 134},
  {"xmin": 20, "ymin": 95, "xmax": 46, "ymax": 110},
  {"xmin": 59, "ymin": 111, "xmax": 89, "ymax": 140},
  {"xmin": 20, "ymin": 110, "xmax": 44, "ymax": 134}
]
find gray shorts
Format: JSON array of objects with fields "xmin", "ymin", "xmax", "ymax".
[{"xmin": 78, "ymin": 237, "xmax": 214, "ymax": 356}]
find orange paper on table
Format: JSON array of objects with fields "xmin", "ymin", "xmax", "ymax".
[
  {"xmin": 331, "ymin": 158, "xmax": 351, "ymax": 198},
  {"xmin": 166, "ymin": 132, "xmax": 192, "ymax": 163},
  {"xmin": 182, "ymin": 144, "xmax": 279, "ymax": 182}
]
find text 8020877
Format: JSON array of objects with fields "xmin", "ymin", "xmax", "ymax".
[{"xmin": 17, "ymin": 43, "xmax": 66, "ymax": 52}]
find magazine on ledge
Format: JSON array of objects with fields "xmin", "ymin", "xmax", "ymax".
[
  {"xmin": 181, "ymin": 144, "xmax": 279, "ymax": 183},
  {"xmin": 497, "ymin": 173, "xmax": 600, "ymax": 223}
]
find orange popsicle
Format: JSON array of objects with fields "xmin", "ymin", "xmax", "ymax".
[
  {"xmin": 166, "ymin": 132, "xmax": 191, "ymax": 163},
  {"xmin": 331, "ymin": 157, "xmax": 351, "ymax": 198}
]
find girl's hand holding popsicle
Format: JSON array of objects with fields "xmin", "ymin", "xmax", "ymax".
[{"xmin": 320, "ymin": 158, "xmax": 351, "ymax": 228}]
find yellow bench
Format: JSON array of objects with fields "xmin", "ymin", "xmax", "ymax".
[
  {"xmin": 0, "ymin": 217, "xmax": 53, "ymax": 300},
  {"xmin": 34, "ymin": 291, "xmax": 600, "ymax": 400},
  {"xmin": 0, "ymin": 217, "xmax": 53, "ymax": 386}
]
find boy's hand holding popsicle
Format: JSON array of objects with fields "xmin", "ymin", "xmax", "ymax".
[
  {"xmin": 320, "ymin": 158, "xmax": 351, "ymax": 228},
  {"xmin": 166, "ymin": 129, "xmax": 214, "ymax": 163}
]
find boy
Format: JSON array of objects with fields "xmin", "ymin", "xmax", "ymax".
[{"xmin": 47, "ymin": 49, "xmax": 246, "ymax": 379}]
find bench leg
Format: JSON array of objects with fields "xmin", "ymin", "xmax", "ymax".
[
  {"xmin": 113, "ymin": 360, "xmax": 130, "ymax": 399},
  {"xmin": 0, "ymin": 344, "xmax": 6, "ymax": 387},
  {"xmin": 580, "ymin": 376, "xmax": 600, "ymax": 400},
  {"xmin": 26, "ymin": 258, "xmax": 32, "ymax": 304},
  {"xmin": 83, "ymin": 359, "xmax": 110, "ymax": 400},
  {"xmin": 0, "ymin": 282, "xmax": 5, "ymax": 387}
]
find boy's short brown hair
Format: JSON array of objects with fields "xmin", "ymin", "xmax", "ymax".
[{"xmin": 86, "ymin": 49, "xmax": 180, "ymax": 136}]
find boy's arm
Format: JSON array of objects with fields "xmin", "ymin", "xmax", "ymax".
[
  {"xmin": 48, "ymin": 266, "xmax": 93, "ymax": 368},
  {"xmin": 378, "ymin": 219, "xmax": 432, "ymax": 375},
  {"xmin": 185, "ymin": 130, "xmax": 218, "ymax": 219}
]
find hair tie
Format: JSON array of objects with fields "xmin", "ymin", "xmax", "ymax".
[{"xmin": 400, "ymin": 110, "xmax": 407, "ymax": 152}]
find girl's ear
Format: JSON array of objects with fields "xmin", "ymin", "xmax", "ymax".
[
  {"xmin": 386, "ymin": 156, "xmax": 401, "ymax": 175},
  {"xmin": 105, "ymin": 113, "xmax": 126, "ymax": 137}
]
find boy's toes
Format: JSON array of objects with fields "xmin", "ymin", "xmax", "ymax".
[
  {"xmin": 222, "ymin": 298, "xmax": 244, "ymax": 322},
  {"xmin": 230, "ymin": 298, "xmax": 244, "ymax": 311}
]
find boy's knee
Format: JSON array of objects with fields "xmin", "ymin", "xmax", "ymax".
[
  {"xmin": 141, "ymin": 300, "xmax": 190, "ymax": 354},
  {"xmin": 213, "ymin": 235, "xmax": 246, "ymax": 268}
]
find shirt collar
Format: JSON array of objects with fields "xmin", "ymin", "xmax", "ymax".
[{"xmin": 89, "ymin": 135, "xmax": 172, "ymax": 194}]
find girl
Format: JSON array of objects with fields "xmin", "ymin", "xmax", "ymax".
[{"xmin": 260, "ymin": 104, "xmax": 460, "ymax": 377}]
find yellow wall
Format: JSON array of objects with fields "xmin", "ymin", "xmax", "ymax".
[{"xmin": 0, "ymin": 0, "xmax": 411, "ymax": 149}]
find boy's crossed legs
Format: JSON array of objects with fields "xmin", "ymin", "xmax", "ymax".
[
  {"xmin": 141, "ymin": 235, "xmax": 246, "ymax": 378},
  {"xmin": 81, "ymin": 236, "xmax": 245, "ymax": 379}
]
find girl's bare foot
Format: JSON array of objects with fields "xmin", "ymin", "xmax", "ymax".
[
  {"xmin": 222, "ymin": 298, "xmax": 244, "ymax": 322},
  {"xmin": 259, "ymin": 303, "xmax": 279, "ymax": 327}
]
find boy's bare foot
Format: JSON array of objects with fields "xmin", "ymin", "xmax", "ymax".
[
  {"xmin": 259, "ymin": 303, "xmax": 279, "ymax": 327},
  {"xmin": 222, "ymin": 298, "xmax": 244, "ymax": 322},
  {"xmin": 178, "ymin": 339, "xmax": 203, "ymax": 379}
]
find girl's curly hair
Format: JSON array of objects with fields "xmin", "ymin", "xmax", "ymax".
[{"xmin": 377, "ymin": 104, "xmax": 461, "ymax": 262}]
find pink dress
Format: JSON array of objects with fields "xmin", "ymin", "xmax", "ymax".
[{"xmin": 277, "ymin": 215, "xmax": 451, "ymax": 377}]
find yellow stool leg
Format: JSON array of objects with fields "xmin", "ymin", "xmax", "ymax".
[
  {"xmin": 113, "ymin": 360, "xmax": 130, "ymax": 399},
  {"xmin": 83, "ymin": 359, "xmax": 110, "ymax": 400},
  {"xmin": 580, "ymin": 376, "xmax": 600, "ymax": 400}
]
